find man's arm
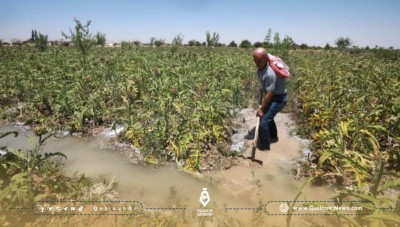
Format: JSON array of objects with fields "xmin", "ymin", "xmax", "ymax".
[
  {"xmin": 257, "ymin": 91, "xmax": 272, "ymax": 117},
  {"xmin": 257, "ymin": 69, "xmax": 275, "ymax": 117}
]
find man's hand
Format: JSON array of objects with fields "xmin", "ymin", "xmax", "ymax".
[
  {"xmin": 256, "ymin": 108, "xmax": 264, "ymax": 118},
  {"xmin": 257, "ymin": 91, "xmax": 273, "ymax": 117}
]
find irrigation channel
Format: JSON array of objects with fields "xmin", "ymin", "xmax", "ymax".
[{"xmin": 1, "ymin": 110, "xmax": 337, "ymax": 226}]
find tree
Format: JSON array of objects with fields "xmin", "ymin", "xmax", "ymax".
[
  {"xmin": 239, "ymin": 40, "xmax": 252, "ymax": 48},
  {"xmin": 35, "ymin": 32, "xmax": 48, "ymax": 51},
  {"xmin": 205, "ymin": 31, "xmax": 220, "ymax": 47},
  {"xmin": 335, "ymin": 37, "xmax": 352, "ymax": 50},
  {"xmin": 188, "ymin": 40, "xmax": 201, "ymax": 46},
  {"xmin": 147, "ymin": 37, "xmax": 166, "ymax": 47},
  {"xmin": 171, "ymin": 33, "xmax": 184, "ymax": 46},
  {"xmin": 228, "ymin": 41, "xmax": 237, "ymax": 47},
  {"xmin": 133, "ymin": 41, "xmax": 141, "ymax": 47},
  {"xmin": 299, "ymin": 43, "xmax": 308, "ymax": 49},
  {"xmin": 171, "ymin": 33, "xmax": 184, "ymax": 53},
  {"xmin": 95, "ymin": 32, "xmax": 106, "ymax": 47},
  {"xmin": 121, "ymin": 41, "xmax": 133, "ymax": 49},
  {"xmin": 29, "ymin": 29, "xmax": 40, "ymax": 42},
  {"xmin": 62, "ymin": 18, "xmax": 95, "ymax": 57},
  {"xmin": 264, "ymin": 28, "xmax": 272, "ymax": 46},
  {"xmin": 282, "ymin": 35, "xmax": 295, "ymax": 49},
  {"xmin": 31, "ymin": 29, "xmax": 39, "ymax": 42},
  {"xmin": 188, "ymin": 40, "xmax": 197, "ymax": 46},
  {"xmin": 273, "ymin": 32, "xmax": 281, "ymax": 46},
  {"xmin": 154, "ymin": 38, "xmax": 165, "ymax": 47},
  {"xmin": 253, "ymin": 41, "xmax": 263, "ymax": 48},
  {"xmin": 11, "ymin": 39, "xmax": 22, "ymax": 46},
  {"xmin": 324, "ymin": 43, "xmax": 331, "ymax": 50},
  {"xmin": 188, "ymin": 39, "xmax": 201, "ymax": 46},
  {"xmin": 149, "ymin": 37, "xmax": 156, "ymax": 46}
]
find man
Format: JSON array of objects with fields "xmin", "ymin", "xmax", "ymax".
[{"xmin": 253, "ymin": 47, "xmax": 288, "ymax": 150}]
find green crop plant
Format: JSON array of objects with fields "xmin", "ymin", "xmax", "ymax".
[
  {"xmin": 285, "ymin": 177, "xmax": 313, "ymax": 227},
  {"xmin": 1, "ymin": 31, "xmax": 398, "ymax": 225},
  {"xmin": 288, "ymin": 50, "xmax": 400, "ymax": 226},
  {"xmin": 0, "ymin": 45, "xmax": 255, "ymax": 172},
  {"xmin": 0, "ymin": 131, "xmax": 91, "ymax": 209}
]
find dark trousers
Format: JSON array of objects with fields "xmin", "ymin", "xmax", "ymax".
[
  {"xmin": 269, "ymin": 120, "xmax": 278, "ymax": 139},
  {"xmin": 257, "ymin": 93, "xmax": 288, "ymax": 149}
]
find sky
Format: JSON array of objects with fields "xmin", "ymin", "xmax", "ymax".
[{"xmin": 1, "ymin": 0, "xmax": 399, "ymax": 48}]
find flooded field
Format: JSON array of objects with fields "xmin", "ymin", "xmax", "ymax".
[{"xmin": 0, "ymin": 111, "xmax": 339, "ymax": 226}]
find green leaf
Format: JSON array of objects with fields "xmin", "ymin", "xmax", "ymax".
[
  {"xmin": 326, "ymin": 149, "xmax": 369, "ymax": 173},
  {"xmin": 318, "ymin": 151, "xmax": 332, "ymax": 167},
  {"xmin": 378, "ymin": 178, "xmax": 400, "ymax": 193}
]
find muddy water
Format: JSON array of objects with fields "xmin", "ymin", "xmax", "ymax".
[{"xmin": 0, "ymin": 113, "xmax": 337, "ymax": 226}]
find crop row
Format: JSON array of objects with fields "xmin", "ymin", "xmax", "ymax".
[
  {"xmin": 289, "ymin": 51, "xmax": 400, "ymax": 225},
  {"xmin": 1, "ymin": 47, "xmax": 256, "ymax": 171}
]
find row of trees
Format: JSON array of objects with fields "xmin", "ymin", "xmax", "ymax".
[
  {"xmin": 2, "ymin": 20, "xmax": 394, "ymax": 52},
  {"xmin": 97, "ymin": 27, "xmax": 356, "ymax": 51},
  {"xmin": 2, "ymin": 21, "xmax": 107, "ymax": 52},
  {"xmin": 25, "ymin": 29, "xmax": 49, "ymax": 51}
]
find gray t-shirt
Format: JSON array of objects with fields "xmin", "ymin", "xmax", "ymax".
[{"xmin": 256, "ymin": 65, "xmax": 286, "ymax": 95}]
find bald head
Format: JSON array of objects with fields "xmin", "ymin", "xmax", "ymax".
[
  {"xmin": 253, "ymin": 47, "xmax": 268, "ymax": 69},
  {"xmin": 253, "ymin": 47, "xmax": 267, "ymax": 58}
]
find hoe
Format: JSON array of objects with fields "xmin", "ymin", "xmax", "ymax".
[
  {"xmin": 247, "ymin": 114, "xmax": 263, "ymax": 165},
  {"xmin": 247, "ymin": 93, "xmax": 263, "ymax": 165}
]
